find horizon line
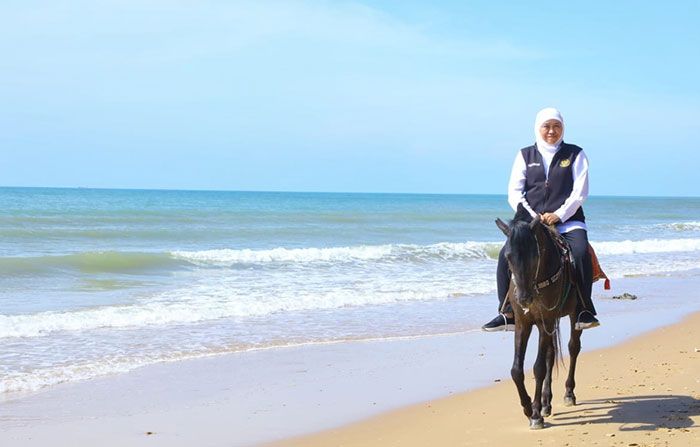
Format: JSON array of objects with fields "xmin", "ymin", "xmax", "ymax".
[{"xmin": 1, "ymin": 185, "xmax": 698, "ymax": 199}]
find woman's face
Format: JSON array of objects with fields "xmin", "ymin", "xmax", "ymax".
[{"xmin": 539, "ymin": 119, "xmax": 563, "ymax": 145}]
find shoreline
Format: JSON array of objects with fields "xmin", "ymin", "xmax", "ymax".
[
  {"xmin": 1, "ymin": 275, "xmax": 699, "ymax": 446},
  {"xmin": 275, "ymin": 311, "xmax": 700, "ymax": 447}
]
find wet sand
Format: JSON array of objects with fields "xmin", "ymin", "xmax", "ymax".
[{"xmin": 274, "ymin": 312, "xmax": 700, "ymax": 447}]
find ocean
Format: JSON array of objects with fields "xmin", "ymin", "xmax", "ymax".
[{"xmin": 1, "ymin": 187, "xmax": 699, "ymax": 397}]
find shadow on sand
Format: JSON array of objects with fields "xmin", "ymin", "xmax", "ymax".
[{"xmin": 550, "ymin": 394, "xmax": 700, "ymax": 431}]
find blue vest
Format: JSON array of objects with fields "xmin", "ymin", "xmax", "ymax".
[{"xmin": 520, "ymin": 142, "xmax": 586, "ymax": 223}]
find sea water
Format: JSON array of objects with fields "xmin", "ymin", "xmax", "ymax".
[{"xmin": 1, "ymin": 187, "xmax": 699, "ymax": 396}]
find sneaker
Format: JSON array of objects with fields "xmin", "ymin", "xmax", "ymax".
[
  {"xmin": 482, "ymin": 314, "xmax": 515, "ymax": 332},
  {"xmin": 574, "ymin": 311, "xmax": 600, "ymax": 331}
]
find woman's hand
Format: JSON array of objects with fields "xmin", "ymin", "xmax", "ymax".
[{"xmin": 540, "ymin": 213, "xmax": 560, "ymax": 225}]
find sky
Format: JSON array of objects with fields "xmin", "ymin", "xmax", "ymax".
[{"xmin": 1, "ymin": 0, "xmax": 698, "ymax": 196}]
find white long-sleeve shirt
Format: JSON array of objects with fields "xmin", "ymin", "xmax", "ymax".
[{"xmin": 507, "ymin": 145, "xmax": 589, "ymax": 233}]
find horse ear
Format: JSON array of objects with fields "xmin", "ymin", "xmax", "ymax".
[
  {"xmin": 495, "ymin": 218, "xmax": 510, "ymax": 236},
  {"xmin": 514, "ymin": 203, "xmax": 533, "ymax": 223},
  {"xmin": 529, "ymin": 214, "xmax": 541, "ymax": 230}
]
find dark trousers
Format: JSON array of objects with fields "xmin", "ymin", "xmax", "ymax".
[{"xmin": 496, "ymin": 229, "xmax": 596, "ymax": 315}]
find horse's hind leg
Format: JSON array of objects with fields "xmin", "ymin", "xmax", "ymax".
[
  {"xmin": 564, "ymin": 313, "xmax": 582, "ymax": 406},
  {"xmin": 541, "ymin": 341, "xmax": 555, "ymax": 417},
  {"xmin": 511, "ymin": 323, "xmax": 533, "ymax": 419},
  {"xmin": 529, "ymin": 329, "xmax": 550, "ymax": 429}
]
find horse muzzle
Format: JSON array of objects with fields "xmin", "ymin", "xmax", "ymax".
[{"xmin": 515, "ymin": 288, "xmax": 535, "ymax": 309}]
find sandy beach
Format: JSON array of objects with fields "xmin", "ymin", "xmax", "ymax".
[{"xmin": 277, "ymin": 312, "xmax": 700, "ymax": 447}]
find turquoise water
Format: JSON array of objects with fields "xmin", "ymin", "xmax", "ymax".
[{"xmin": 1, "ymin": 187, "xmax": 699, "ymax": 395}]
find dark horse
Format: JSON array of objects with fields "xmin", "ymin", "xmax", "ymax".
[{"xmin": 495, "ymin": 204, "xmax": 582, "ymax": 430}]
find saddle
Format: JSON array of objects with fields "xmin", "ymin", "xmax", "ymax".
[
  {"xmin": 501, "ymin": 225, "xmax": 611, "ymax": 314},
  {"xmin": 544, "ymin": 226, "xmax": 610, "ymax": 290}
]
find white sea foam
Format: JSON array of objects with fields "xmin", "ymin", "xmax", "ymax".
[
  {"xmin": 172, "ymin": 245, "xmax": 394, "ymax": 264},
  {"xmin": 663, "ymin": 221, "xmax": 700, "ymax": 232},
  {"xmin": 0, "ymin": 333, "xmax": 473, "ymax": 395},
  {"xmin": 172, "ymin": 238, "xmax": 700, "ymax": 267},
  {"xmin": 0, "ymin": 357, "xmax": 155, "ymax": 395},
  {"xmin": 0, "ymin": 276, "xmax": 493, "ymax": 339},
  {"xmin": 171, "ymin": 241, "xmax": 501, "ymax": 265},
  {"xmin": 592, "ymin": 238, "xmax": 700, "ymax": 255},
  {"xmin": 3, "ymin": 238, "xmax": 700, "ymax": 340},
  {"xmin": 603, "ymin": 258, "xmax": 700, "ymax": 279},
  {"xmin": 0, "ymin": 351, "xmax": 222, "ymax": 395}
]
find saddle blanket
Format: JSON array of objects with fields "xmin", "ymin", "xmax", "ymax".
[{"xmin": 589, "ymin": 243, "xmax": 611, "ymax": 290}]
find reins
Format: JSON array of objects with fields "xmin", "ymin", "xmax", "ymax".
[
  {"xmin": 528, "ymin": 223, "xmax": 572, "ymax": 335},
  {"xmin": 531, "ymin": 223, "xmax": 571, "ymax": 313}
]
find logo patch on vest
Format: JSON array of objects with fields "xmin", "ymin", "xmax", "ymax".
[
  {"xmin": 527, "ymin": 162, "xmax": 541, "ymax": 167},
  {"xmin": 559, "ymin": 159, "xmax": 571, "ymax": 168}
]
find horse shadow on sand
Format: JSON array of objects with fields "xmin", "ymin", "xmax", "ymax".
[{"xmin": 548, "ymin": 394, "xmax": 700, "ymax": 431}]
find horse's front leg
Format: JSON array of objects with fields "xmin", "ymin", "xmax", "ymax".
[
  {"xmin": 530, "ymin": 328, "xmax": 551, "ymax": 429},
  {"xmin": 541, "ymin": 338, "xmax": 555, "ymax": 417},
  {"xmin": 511, "ymin": 322, "xmax": 533, "ymax": 418},
  {"xmin": 564, "ymin": 313, "xmax": 582, "ymax": 406}
]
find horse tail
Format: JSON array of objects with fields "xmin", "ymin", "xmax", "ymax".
[{"xmin": 552, "ymin": 318, "xmax": 564, "ymax": 372}]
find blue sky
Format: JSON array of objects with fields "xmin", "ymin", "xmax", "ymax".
[{"xmin": 1, "ymin": 1, "xmax": 698, "ymax": 196}]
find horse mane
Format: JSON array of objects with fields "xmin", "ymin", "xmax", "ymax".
[{"xmin": 508, "ymin": 204, "xmax": 537, "ymax": 265}]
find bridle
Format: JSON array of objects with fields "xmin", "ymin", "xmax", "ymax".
[
  {"xmin": 496, "ymin": 215, "xmax": 571, "ymax": 315},
  {"xmin": 516, "ymin": 222, "xmax": 568, "ymax": 313}
]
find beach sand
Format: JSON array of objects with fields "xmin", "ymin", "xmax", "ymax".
[{"xmin": 275, "ymin": 312, "xmax": 700, "ymax": 447}]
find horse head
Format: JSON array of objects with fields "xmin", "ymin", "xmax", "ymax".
[{"xmin": 496, "ymin": 204, "xmax": 542, "ymax": 309}]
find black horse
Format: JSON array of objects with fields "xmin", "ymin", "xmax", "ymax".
[{"xmin": 495, "ymin": 204, "xmax": 582, "ymax": 429}]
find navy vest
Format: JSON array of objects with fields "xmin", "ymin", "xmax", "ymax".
[{"xmin": 520, "ymin": 142, "xmax": 585, "ymax": 223}]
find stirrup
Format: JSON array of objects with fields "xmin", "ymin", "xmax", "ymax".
[
  {"xmin": 482, "ymin": 313, "xmax": 515, "ymax": 332},
  {"xmin": 574, "ymin": 311, "xmax": 600, "ymax": 331}
]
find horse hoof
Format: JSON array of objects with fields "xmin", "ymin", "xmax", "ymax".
[
  {"xmin": 529, "ymin": 418, "xmax": 545, "ymax": 430},
  {"xmin": 542, "ymin": 406, "xmax": 551, "ymax": 417},
  {"xmin": 563, "ymin": 396, "xmax": 576, "ymax": 407}
]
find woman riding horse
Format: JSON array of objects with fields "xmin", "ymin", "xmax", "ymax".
[{"xmin": 482, "ymin": 107, "xmax": 600, "ymax": 332}]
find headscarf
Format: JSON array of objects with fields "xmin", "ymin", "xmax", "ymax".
[{"xmin": 534, "ymin": 107, "xmax": 564, "ymax": 152}]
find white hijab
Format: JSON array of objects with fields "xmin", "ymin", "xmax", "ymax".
[{"xmin": 534, "ymin": 107, "xmax": 565, "ymax": 152}]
